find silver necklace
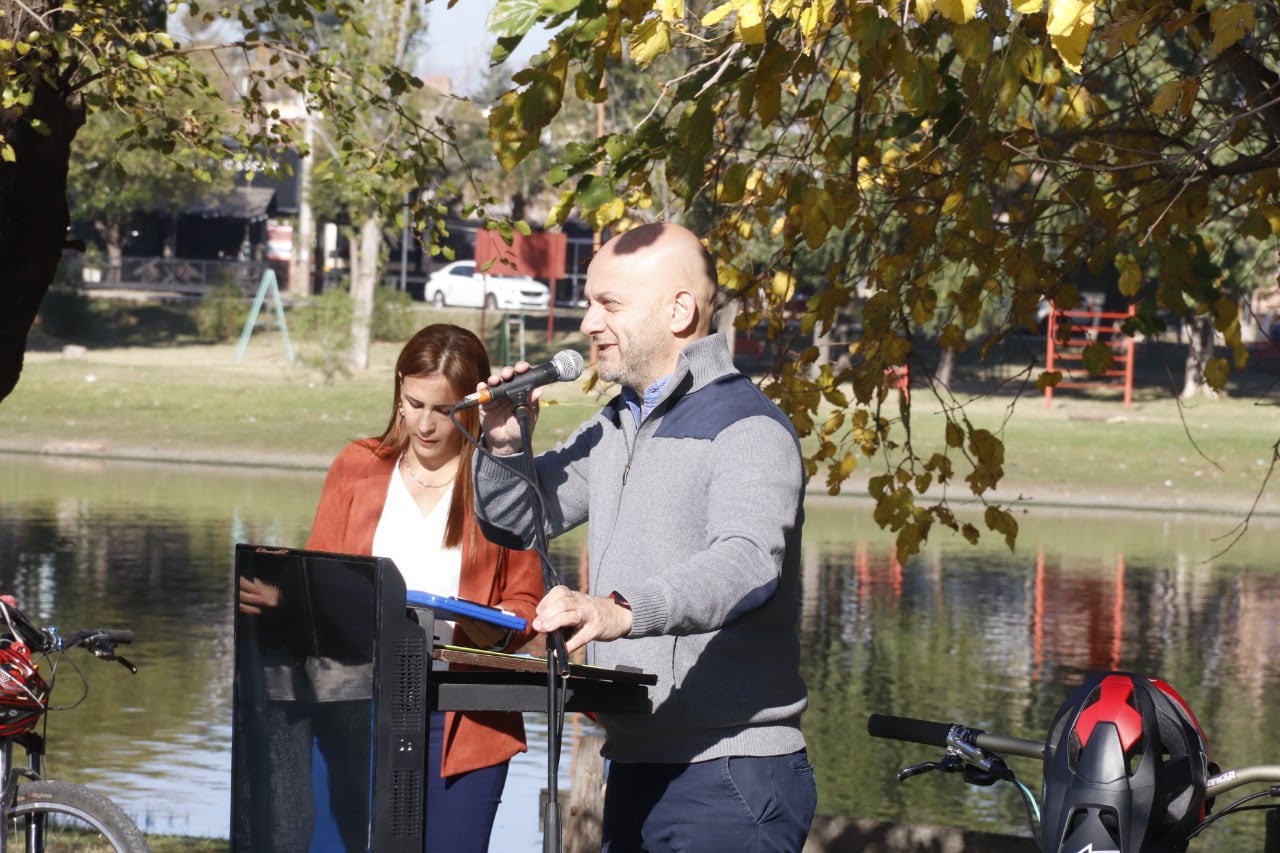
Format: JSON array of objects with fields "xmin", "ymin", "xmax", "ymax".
[{"xmin": 401, "ymin": 455, "xmax": 455, "ymax": 489}]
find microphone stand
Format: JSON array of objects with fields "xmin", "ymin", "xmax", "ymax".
[{"xmin": 509, "ymin": 392, "xmax": 570, "ymax": 853}]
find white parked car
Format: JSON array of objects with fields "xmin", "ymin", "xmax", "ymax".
[{"xmin": 424, "ymin": 261, "xmax": 550, "ymax": 311}]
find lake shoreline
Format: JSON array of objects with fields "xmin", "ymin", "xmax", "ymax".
[{"xmin": 3, "ymin": 439, "xmax": 1274, "ymax": 522}]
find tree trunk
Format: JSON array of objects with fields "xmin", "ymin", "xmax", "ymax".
[
  {"xmin": 563, "ymin": 733, "xmax": 606, "ymax": 853},
  {"xmin": 288, "ymin": 114, "xmax": 316, "ymax": 296},
  {"xmin": 1181, "ymin": 312, "xmax": 1220, "ymax": 400},
  {"xmin": 936, "ymin": 346, "xmax": 955, "ymax": 392},
  {"xmin": 813, "ymin": 318, "xmax": 831, "ymax": 371},
  {"xmin": 347, "ymin": 215, "xmax": 381, "ymax": 371},
  {"xmin": 714, "ymin": 296, "xmax": 739, "ymax": 356},
  {"xmin": 0, "ymin": 2, "xmax": 86, "ymax": 403},
  {"xmin": 99, "ymin": 220, "xmax": 124, "ymax": 286}
]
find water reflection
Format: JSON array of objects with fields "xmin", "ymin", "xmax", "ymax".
[
  {"xmin": 2, "ymin": 453, "xmax": 1278, "ymax": 848},
  {"xmin": 800, "ymin": 504, "xmax": 1280, "ymax": 846}
]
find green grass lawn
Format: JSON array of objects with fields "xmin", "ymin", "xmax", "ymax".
[{"xmin": 6, "ymin": 296, "xmax": 1278, "ymax": 519}]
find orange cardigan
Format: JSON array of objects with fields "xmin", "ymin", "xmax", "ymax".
[{"xmin": 306, "ymin": 439, "xmax": 543, "ymax": 777}]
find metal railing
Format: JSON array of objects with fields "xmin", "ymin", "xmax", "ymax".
[{"xmin": 82, "ymin": 257, "xmax": 271, "ymax": 296}]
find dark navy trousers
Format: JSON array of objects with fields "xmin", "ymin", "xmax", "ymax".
[
  {"xmin": 601, "ymin": 750, "xmax": 817, "ymax": 852},
  {"xmin": 425, "ymin": 711, "xmax": 509, "ymax": 852}
]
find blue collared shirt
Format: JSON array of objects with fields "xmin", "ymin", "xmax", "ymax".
[{"xmin": 621, "ymin": 376, "xmax": 671, "ymax": 427}]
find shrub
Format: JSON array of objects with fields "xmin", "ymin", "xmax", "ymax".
[
  {"xmin": 193, "ymin": 282, "xmax": 247, "ymax": 342},
  {"xmin": 36, "ymin": 287, "xmax": 93, "ymax": 341},
  {"xmin": 294, "ymin": 286, "xmax": 353, "ymax": 385},
  {"xmin": 372, "ymin": 285, "xmax": 417, "ymax": 343}
]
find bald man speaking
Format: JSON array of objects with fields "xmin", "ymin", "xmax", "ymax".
[{"xmin": 473, "ymin": 222, "xmax": 815, "ymax": 851}]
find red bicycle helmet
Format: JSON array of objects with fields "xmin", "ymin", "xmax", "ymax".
[
  {"xmin": 0, "ymin": 638, "xmax": 47, "ymax": 736},
  {"xmin": 1041, "ymin": 671, "xmax": 1210, "ymax": 853}
]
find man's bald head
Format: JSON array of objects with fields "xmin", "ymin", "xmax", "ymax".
[
  {"xmin": 580, "ymin": 222, "xmax": 720, "ymax": 390},
  {"xmin": 595, "ymin": 222, "xmax": 717, "ymax": 338}
]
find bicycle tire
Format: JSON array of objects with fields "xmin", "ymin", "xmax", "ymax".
[{"xmin": 5, "ymin": 781, "xmax": 149, "ymax": 853}]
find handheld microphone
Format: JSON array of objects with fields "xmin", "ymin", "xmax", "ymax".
[{"xmin": 453, "ymin": 349, "xmax": 585, "ymax": 410}]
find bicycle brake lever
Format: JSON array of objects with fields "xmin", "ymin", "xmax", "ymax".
[
  {"xmin": 112, "ymin": 655, "xmax": 138, "ymax": 674},
  {"xmin": 897, "ymin": 761, "xmax": 940, "ymax": 781}
]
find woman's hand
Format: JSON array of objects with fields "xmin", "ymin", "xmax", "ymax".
[
  {"xmin": 455, "ymin": 616, "xmax": 510, "ymax": 652},
  {"xmin": 238, "ymin": 576, "xmax": 280, "ymax": 615}
]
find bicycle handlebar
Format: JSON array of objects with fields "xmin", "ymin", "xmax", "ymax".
[
  {"xmin": 867, "ymin": 713, "xmax": 1044, "ymax": 759},
  {"xmin": 868, "ymin": 712, "xmax": 1280, "ymax": 798},
  {"xmin": 58, "ymin": 629, "xmax": 135, "ymax": 649},
  {"xmin": 0, "ymin": 598, "xmax": 136, "ymax": 674}
]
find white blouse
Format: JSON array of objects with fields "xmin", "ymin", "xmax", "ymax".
[{"xmin": 372, "ymin": 466, "xmax": 463, "ymax": 660}]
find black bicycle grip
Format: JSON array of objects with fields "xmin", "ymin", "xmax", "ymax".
[
  {"xmin": 67, "ymin": 629, "xmax": 135, "ymax": 646},
  {"xmin": 867, "ymin": 714, "xmax": 954, "ymax": 747}
]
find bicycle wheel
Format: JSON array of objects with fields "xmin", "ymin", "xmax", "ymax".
[{"xmin": 5, "ymin": 781, "xmax": 148, "ymax": 852}]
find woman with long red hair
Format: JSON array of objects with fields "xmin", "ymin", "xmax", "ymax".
[{"xmin": 307, "ymin": 323, "xmax": 542, "ymax": 850}]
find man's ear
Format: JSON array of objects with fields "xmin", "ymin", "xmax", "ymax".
[{"xmin": 670, "ymin": 289, "xmax": 698, "ymax": 336}]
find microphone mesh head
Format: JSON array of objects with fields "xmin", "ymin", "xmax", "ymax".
[{"xmin": 552, "ymin": 349, "xmax": 585, "ymax": 381}]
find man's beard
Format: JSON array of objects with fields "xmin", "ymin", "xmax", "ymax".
[{"xmin": 599, "ymin": 328, "xmax": 665, "ymax": 391}]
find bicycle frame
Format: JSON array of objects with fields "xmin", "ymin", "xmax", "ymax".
[{"xmin": 0, "ymin": 732, "xmax": 48, "ymax": 853}]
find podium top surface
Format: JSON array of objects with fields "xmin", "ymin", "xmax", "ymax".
[{"xmin": 432, "ymin": 645, "xmax": 657, "ymax": 686}]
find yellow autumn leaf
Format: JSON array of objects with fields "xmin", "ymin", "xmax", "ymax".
[
  {"xmin": 1260, "ymin": 206, "xmax": 1280, "ymax": 235},
  {"xmin": 935, "ymin": 0, "xmax": 979, "ymax": 24},
  {"xmin": 1177, "ymin": 77, "xmax": 1199, "ymax": 118},
  {"xmin": 797, "ymin": 0, "xmax": 836, "ymax": 47},
  {"xmin": 938, "ymin": 323, "xmax": 967, "ymax": 352},
  {"xmin": 1036, "ymin": 370, "xmax": 1062, "ymax": 391},
  {"xmin": 1204, "ymin": 357, "xmax": 1229, "ymax": 389},
  {"xmin": 659, "ymin": 0, "xmax": 685, "ymax": 21},
  {"xmin": 1210, "ymin": 4, "xmax": 1254, "ymax": 54},
  {"xmin": 733, "ymin": 0, "xmax": 767, "ymax": 43},
  {"xmin": 913, "ymin": 0, "xmax": 935, "ymax": 22},
  {"xmin": 1047, "ymin": 0, "xmax": 1095, "ymax": 73},
  {"xmin": 1100, "ymin": 13, "xmax": 1143, "ymax": 55},
  {"xmin": 1012, "ymin": 0, "xmax": 1042, "ymax": 12},
  {"xmin": 702, "ymin": 0, "xmax": 766, "ymax": 39},
  {"xmin": 701, "ymin": 0, "xmax": 735, "ymax": 27},
  {"xmin": 771, "ymin": 270, "xmax": 796, "ymax": 301},
  {"xmin": 837, "ymin": 452, "xmax": 858, "ymax": 479},
  {"xmin": 629, "ymin": 16, "xmax": 671, "ymax": 66},
  {"xmin": 736, "ymin": 0, "xmax": 765, "ymax": 29},
  {"xmin": 737, "ymin": 19, "xmax": 767, "ymax": 43},
  {"xmin": 1117, "ymin": 253, "xmax": 1142, "ymax": 296},
  {"xmin": 856, "ymin": 156, "xmax": 875, "ymax": 191},
  {"xmin": 801, "ymin": 186, "xmax": 835, "ymax": 249},
  {"xmin": 719, "ymin": 162, "xmax": 749, "ymax": 204},
  {"xmin": 587, "ymin": 197, "xmax": 627, "ymax": 231},
  {"xmin": 1150, "ymin": 79, "xmax": 1180, "ymax": 116}
]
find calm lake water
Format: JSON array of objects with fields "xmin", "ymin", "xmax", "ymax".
[{"xmin": 2, "ymin": 452, "xmax": 1279, "ymax": 849}]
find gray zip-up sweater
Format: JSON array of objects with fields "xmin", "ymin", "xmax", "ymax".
[{"xmin": 474, "ymin": 333, "xmax": 808, "ymax": 763}]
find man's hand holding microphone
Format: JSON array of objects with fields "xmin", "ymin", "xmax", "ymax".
[{"xmin": 463, "ymin": 349, "xmax": 583, "ymax": 456}]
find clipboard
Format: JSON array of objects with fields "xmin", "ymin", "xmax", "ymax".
[{"xmin": 406, "ymin": 590, "xmax": 528, "ymax": 632}]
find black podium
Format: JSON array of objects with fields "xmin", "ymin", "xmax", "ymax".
[{"xmin": 230, "ymin": 544, "xmax": 652, "ymax": 853}]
